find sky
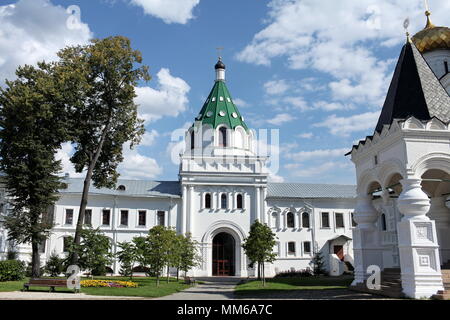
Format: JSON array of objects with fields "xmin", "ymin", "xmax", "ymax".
[{"xmin": 0, "ymin": 0, "xmax": 449, "ymax": 185}]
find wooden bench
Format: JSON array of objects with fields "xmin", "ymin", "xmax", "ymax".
[
  {"xmin": 184, "ymin": 276, "xmax": 196, "ymax": 285},
  {"xmin": 22, "ymin": 278, "xmax": 79, "ymax": 293}
]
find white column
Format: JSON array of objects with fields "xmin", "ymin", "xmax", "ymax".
[
  {"xmin": 188, "ymin": 186, "xmax": 194, "ymax": 234},
  {"xmin": 255, "ymin": 187, "xmax": 260, "ymax": 222},
  {"xmin": 294, "ymin": 212, "xmax": 299, "ymax": 229},
  {"xmin": 429, "ymin": 196, "xmax": 450, "ymax": 264},
  {"xmin": 397, "ymin": 178, "xmax": 444, "ymax": 298},
  {"xmin": 351, "ymin": 193, "xmax": 380, "ymax": 286},
  {"xmin": 262, "ymin": 187, "xmax": 267, "ymax": 224},
  {"xmin": 181, "ymin": 185, "xmax": 187, "ymax": 234}
]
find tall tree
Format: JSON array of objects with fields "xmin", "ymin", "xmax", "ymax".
[
  {"xmin": 53, "ymin": 36, "xmax": 149, "ymax": 265},
  {"xmin": 0, "ymin": 64, "xmax": 68, "ymax": 277},
  {"xmin": 117, "ymin": 241, "xmax": 138, "ymax": 279},
  {"xmin": 242, "ymin": 220, "xmax": 277, "ymax": 286}
]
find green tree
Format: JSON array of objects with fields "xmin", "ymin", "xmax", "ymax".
[
  {"xmin": 117, "ymin": 241, "xmax": 138, "ymax": 279},
  {"xmin": 242, "ymin": 220, "xmax": 277, "ymax": 286},
  {"xmin": 312, "ymin": 251, "xmax": 326, "ymax": 275},
  {"xmin": 178, "ymin": 233, "xmax": 201, "ymax": 280},
  {"xmin": 146, "ymin": 226, "xmax": 175, "ymax": 286},
  {"xmin": 65, "ymin": 227, "xmax": 114, "ymax": 276},
  {"xmin": 53, "ymin": 36, "xmax": 149, "ymax": 265},
  {"xmin": 0, "ymin": 64, "xmax": 68, "ymax": 277},
  {"xmin": 132, "ymin": 236, "xmax": 152, "ymax": 276},
  {"xmin": 44, "ymin": 252, "xmax": 64, "ymax": 277}
]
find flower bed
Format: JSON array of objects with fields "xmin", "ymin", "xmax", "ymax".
[{"xmin": 80, "ymin": 279, "xmax": 138, "ymax": 288}]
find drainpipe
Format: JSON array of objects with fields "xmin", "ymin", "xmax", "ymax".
[{"xmin": 112, "ymin": 195, "xmax": 118, "ymax": 274}]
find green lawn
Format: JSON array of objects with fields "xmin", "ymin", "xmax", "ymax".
[
  {"xmin": 235, "ymin": 276, "xmax": 353, "ymax": 296},
  {"xmin": 0, "ymin": 276, "xmax": 190, "ymax": 298}
]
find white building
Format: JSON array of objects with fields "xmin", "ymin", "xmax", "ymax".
[
  {"xmin": 349, "ymin": 10, "xmax": 450, "ymax": 299},
  {"xmin": 0, "ymin": 58, "xmax": 356, "ymax": 278}
]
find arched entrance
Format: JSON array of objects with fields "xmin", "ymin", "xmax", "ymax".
[{"xmin": 212, "ymin": 232, "xmax": 235, "ymax": 276}]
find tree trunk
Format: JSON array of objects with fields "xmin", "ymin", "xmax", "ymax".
[
  {"xmin": 31, "ymin": 235, "xmax": 41, "ymax": 278},
  {"xmin": 177, "ymin": 268, "xmax": 179, "ymax": 281},
  {"xmin": 70, "ymin": 120, "xmax": 112, "ymax": 265},
  {"xmin": 257, "ymin": 262, "xmax": 261, "ymax": 280},
  {"xmin": 262, "ymin": 262, "xmax": 265, "ymax": 287},
  {"xmin": 156, "ymin": 274, "xmax": 160, "ymax": 287},
  {"xmin": 167, "ymin": 265, "xmax": 170, "ymax": 283}
]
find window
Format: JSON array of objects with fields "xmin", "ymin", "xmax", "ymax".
[
  {"xmin": 286, "ymin": 212, "xmax": 295, "ymax": 228},
  {"xmin": 120, "ymin": 210, "xmax": 128, "ymax": 226},
  {"xmin": 190, "ymin": 131, "xmax": 195, "ymax": 150},
  {"xmin": 220, "ymin": 193, "xmax": 227, "ymax": 209},
  {"xmin": 374, "ymin": 155, "xmax": 378, "ymax": 165},
  {"xmin": 157, "ymin": 211, "xmax": 165, "ymax": 226},
  {"xmin": 302, "ymin": 212, "xmax": 310, "ymax": 228},
  {"xmin": 65, "ymin": 209, "xmax": 73, "ymax": 225},
  {"xmin": 117, "ymin": 185, "xmax": 126, "ymax": 191},
  {"xmin": 287, "ymin": 242, "xmax": 296, "ymax": 255},
  {"xmin": 102, "ymin": 209, "xmax": 110, "ymax": 225},
  {"xmin": 84, "ymin": 209, "xmax": 92, "ymax": 226},
  {"xmin": 63, "ymin": 237, "xmax": 70, "ymax": 253},
  {"xmin": 321, "ymin": 212, "xmax": 330, "ymax": 228},
  {"xmin": 381, "ymin": 213, "xmax": 387, "ymax": 231},
  {"xmin": 236, "ymin": 194, "xmax": 243, "ymax": 209},
  {"xmin": 351, "ymin": 213, "xmax": 357, "ymax": 227},
  {"xmin": 303, "ymin": 241, "xmax": 311, "ymax": 254},
  {"xmin": 335, "ymin": 213, "xmax": 344, "ymax": 228},
  {"xmin": 138, "ymin": 210, "xmax": 146, "ymax": 226},
  {"xmin": 219, "ymin": 127, "xmax": 227, "ymax": 147},
  {"xmin": 445, "ymin": 61, "xmax": 449, "ymax": 74},
  {"xmin": 205, "ymin": 193, "xmax": 211, "ymax": 209}
]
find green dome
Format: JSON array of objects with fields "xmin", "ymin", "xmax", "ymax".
[{"xmin": 194, "ymin": 80, "xmax": 248, "ymax": 131}]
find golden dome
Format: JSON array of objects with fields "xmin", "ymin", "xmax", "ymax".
[{"xmin": 412, "ymin": 11, "xmax": 450, "ymax": 53}]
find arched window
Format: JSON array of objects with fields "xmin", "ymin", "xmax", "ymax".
[
  {"xmin": 236, "ymin": 194, "xmax": 243, "ymax": 209},
  {"xmin": 381, "ymin": 213, "xmax": 387, "ymax": 231},
  {"xmin": 287, "ymin": 212, "xmax": 295, "ymax": 228},
  {"xmin": 221, "ymin": 193, "xmax": 227, "ymax": 209},
  {"xmin": 302, "ymin": 212, "xmax": 310, "ymax": 228},
  {"xmin": 205, "ymin": 193, "xmax": 211, "ymax": 209},
  {"xmin": 219, "ymin": 127, "xmax": 227, "ymax": 147},
  {"xmin": 190, "ymin": 130, "xmax": 195, "ymax": 150}
]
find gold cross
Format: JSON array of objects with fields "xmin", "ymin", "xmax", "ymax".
[
  {"xmin": 424, "ymin": 0, "xmax": 430, "ymax": 12},
  {"xmin": 216, "ymin": 47, "xmax": 224, "ymax": 59}
]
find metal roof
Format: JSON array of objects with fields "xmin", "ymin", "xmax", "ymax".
[
  {"xmin": 60, "ymin": 178, "xmax": 181, "ymax": 198},
  {"xmin": 60, "ymin": 179, "xmax": 355, "ymax": 200},
  {"xmin": 267, "ymin": 183, "xmax": 356, "ymax": 199}
]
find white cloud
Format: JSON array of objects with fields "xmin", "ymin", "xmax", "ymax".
[
  {"xmin": 140, "ymin": 129, "xmax": 159, "ymax": 146},
  {"xmin": 289, "ymin": 161, "xmax": 351, "ymax": 178},
  {"xmin": 135, "ymin": 68, "xmax": 190, "ymax": 123},
  {"xmin": 233, "ymin": 98, "xmax": 249, "ymax": 108},
  {"xmin": 0, "ymin": 0, "xmax": 92, "ymax": 85},
  {"xmin": 56, "ymin": 142, "xmax": 162, "ymax": 180},
  {"xmin": 266, "ymin": 113, "xmax": 295, "ymax": 125},
  {"xmin": 130, "ymin": 0, "xmax": 200, "ymax": 24},
  {"xmin": 264, "ymin": 79, "xmax": 290, "ymax": 95},
  {"xmin": 118, "ymin": 143, "xmax": 162, "ymax": 179},
  {"xmin": 297, "ymin": 132, "xmax": 313, "ymax": 139},
  {"xmin": 313, "ymin": 111, "xmax": 379, "ymax": 136},
  {"xmin": 237, "ymin": 0, "xmax": 450, "ymax": 107}
]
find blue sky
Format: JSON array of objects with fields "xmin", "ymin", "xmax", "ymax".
[{"xmin": 1, "ymin": 0, "xmax": 449, "ymax": 184}]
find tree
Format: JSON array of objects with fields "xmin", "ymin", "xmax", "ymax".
[
  {"xmin": 65, "ymin": 227, "xmax": 114, "ymax": 276},
  {"xmin": 44, "ymin": 252, "xmax": 64, "ymax": 277},
  {"xmin": 146, "ymin": 226, "xmax": 175, "ymax": 286},
  {"xmin": 178, "ymin": 233, "xmax": 201, "ymax": 280},
  {"xmin": 53, "ymin": 36, "xmax": 149, "ymax": 265},
  {"xmin": 117, "ymin": 241, "xmax": 138, "ymax": 279},
  {"xmin": 242, "ymin": 220, "xmax": 277, "ymax": 286},
  {"xmin": 312, "ymin": 251, "xmax": 326, "ymax": 276},
  {"xmin": 132, "ymin": 236, "xmax": 152, "ymax": 276},
  {"xmin": 0, "ymin": 64, "xmax": 68, "ymax": 277}
]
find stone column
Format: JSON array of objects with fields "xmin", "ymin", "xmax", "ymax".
[
  {"xmin": 429, "ymin": 196, "xmax": 450, "ymax": 264},
  {"xmin": 188, "ymin": 186, "xmax": 194, "ymax": 234},
  {"xmin": 351, "ymin": 193, "xmax": 380, "ymax": 286},
  {"xmin": 181, "ymin": 185, "xmax": 187, "ymax": 234},
  {"xmin": 397, "ymin": 178, "xmax": 444, "ymax": 298}
]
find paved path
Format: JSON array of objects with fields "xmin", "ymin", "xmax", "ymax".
[
  {"xmin": 0, "ymin": 291, "xmax": 148, "ymax": 300},
  {"xmin": 156, "ymin": 277, "xmax": 243, "ymax": 300}
]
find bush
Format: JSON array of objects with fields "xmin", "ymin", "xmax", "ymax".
[
  {"xmin": 274, "ymin": 268, "xmax": 314, "ymax": 278},
  {"xmin": 0, "ymin": 260, "xmax": 26, "ymax": 281},
  {"xmin": 44, "ymin": 252, "xmax": 64, "ymax": 277}
]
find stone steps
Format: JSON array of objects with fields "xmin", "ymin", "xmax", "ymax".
[
  {"xmin": 432, "ymin": 264, "xmax": 450, "ymax": 300},
  {"xmin": 350, "ymin": 268, "xmax": 405, "ymax": 299}
]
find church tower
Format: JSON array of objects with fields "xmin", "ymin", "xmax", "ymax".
[{"xmin": 178, "ymin": 59, "xmax": 269, "ymax": 277}]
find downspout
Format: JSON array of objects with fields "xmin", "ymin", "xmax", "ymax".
[{"xmin": 112, "ymin": 195, "xmax": 118, "ymax": 274}]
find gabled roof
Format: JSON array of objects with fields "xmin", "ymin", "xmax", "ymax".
[
  {"xmin": 195, "ymin": 80, "xmax": 248, "ymax": 130},
  {"xmin": 60, "ymin": 178, "xmax": 181, "ymax": 198},
  {"xmin": 267, "ymin": 183, "xmax": 356, "ymax": 199},
  {"xmin": 374, "ymin": 41, "xmax": 450, "ymax": 132}
]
